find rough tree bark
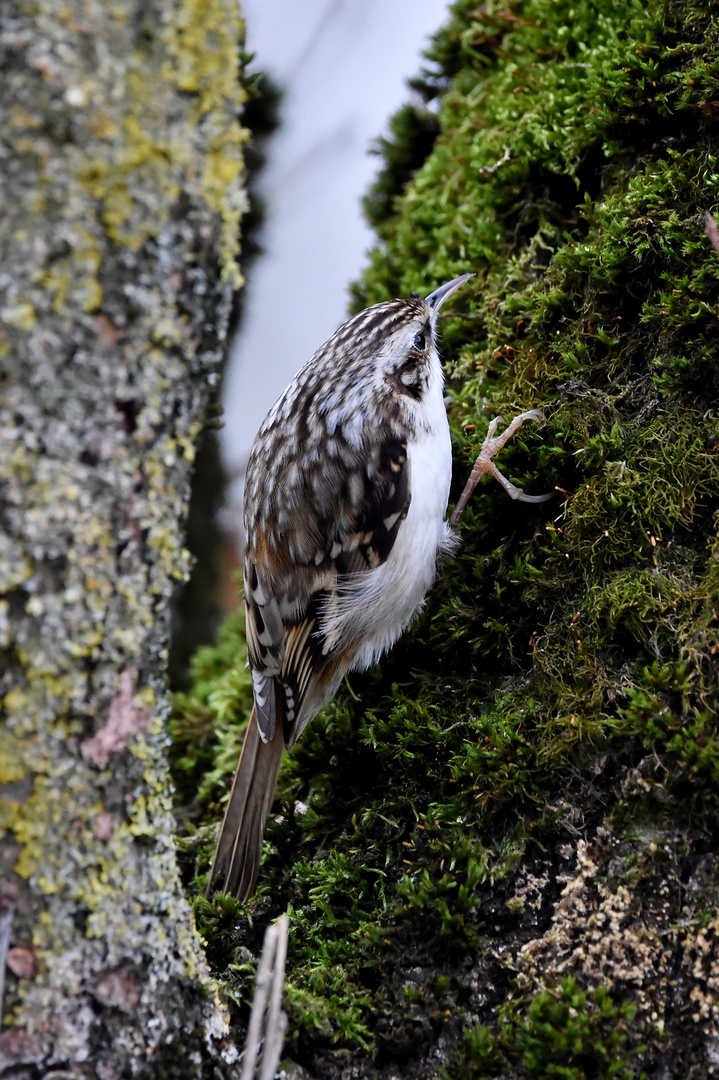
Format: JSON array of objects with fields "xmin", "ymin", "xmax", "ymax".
[
  {"xmin": 0, "ymin": 1, "xmax": 247, "ymax": 1075},
  {"xmin": 176, "ymin": 3, "xmax": 719, "ymax": 1078}
]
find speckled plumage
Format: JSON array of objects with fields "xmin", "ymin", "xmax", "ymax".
[
  {"xmin": 241, "ymin": 289, "xmax": 459, "ymax": 747},
  {"xmin": 207, "ymin": 274, "xmax": 551, "ymax": 900}
]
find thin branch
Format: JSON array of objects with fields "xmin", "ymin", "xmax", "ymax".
[
  {"xmin": 704, "ymin": 211, "xmax": 719, "ymax": 257},
  {"xmin": 241, "ymin": 914, "xmax": 289, "ymax": 1080},
  {"xmin": 259, "ymin": 915, "xmax": 288, "ymax": 1080}
]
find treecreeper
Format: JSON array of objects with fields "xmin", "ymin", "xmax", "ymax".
[{"xmin": 206, "ymin": 274, "xmax": 552, "ymax": 900}]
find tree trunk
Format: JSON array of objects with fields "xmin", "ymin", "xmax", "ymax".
[
  {"xmin": 0, "ymin": 0, "xmax": 246, "ymax": 1074},
  {"xmin": 181, "ymin": 2, "xmax": 719, "ymax": 1078}
]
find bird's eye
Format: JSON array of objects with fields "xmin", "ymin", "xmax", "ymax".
[{"xmin": 413, "ymin": 330, "xmax": 426, "ymax": 350}]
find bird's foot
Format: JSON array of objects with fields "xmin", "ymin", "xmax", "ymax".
[{"xmin": 449, "ymin": 409, "xmax": 553, "ymax": 526}]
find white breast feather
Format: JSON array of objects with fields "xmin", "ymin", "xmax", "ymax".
[{"xmin": 319, "ymin": 357, "xmax": 457, "ymax": 671}]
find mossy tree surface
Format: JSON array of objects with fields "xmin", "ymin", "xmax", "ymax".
[
  {"xmin": 0, "ymin": 0, "xmax": 248, "ymax": 1074},
  {"xmin": 176, "ymin": 1, "xmax": 719, "ymax": 1077}
]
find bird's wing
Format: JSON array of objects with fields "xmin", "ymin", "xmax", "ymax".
[{"xmin": 244, "ymin": 431, "xmax": 411, "ymax": 744}]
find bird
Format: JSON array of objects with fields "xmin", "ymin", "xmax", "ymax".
[{"xmin": 206, "ymin": 273, "xmax": 552, "ymax": 901}]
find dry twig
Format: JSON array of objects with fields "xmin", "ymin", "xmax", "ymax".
[
  {"xmin": 704, "ymin": 210, "xmax": 719, "ymax": 257},
  {"xmin": 240, "ymin": 915, "xmax": 289, "ymax": 1080}
]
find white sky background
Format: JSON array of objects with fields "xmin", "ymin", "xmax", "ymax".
[{"xmin": 221, "ymin": 0, "xmax": 451, "ymax": 527}]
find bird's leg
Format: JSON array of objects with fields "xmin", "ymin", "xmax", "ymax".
[{"xmin": 449, "ymin": 409, "xmax": 553, "ymax": 526}]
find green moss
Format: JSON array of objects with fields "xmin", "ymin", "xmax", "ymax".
[
  {"xmin": 171, "ymin": 607, "xmax": 253, "ymax": 814},
  {"xmin": 175, "ymin": 0, "xmax": 719, "ymax": 1073},
  {"xmin": 449, "ymin": 978, "xmax": 642, "ymax": 1079},
  {"xmin": 613, "ymin": 661, "xmax": 719, "ymax": 827},
  {"xmin": 363, "ymin": 104, "xmax": 441, "ymax": 229}
]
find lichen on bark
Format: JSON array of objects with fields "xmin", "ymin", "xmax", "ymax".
[
  {"xmin": 0, "ymin": 0, "xmax": 248, "ymax": 1074},
  {"xmin": 177, "ymin": 1, "xmax": 719, "ymax": 1078}
]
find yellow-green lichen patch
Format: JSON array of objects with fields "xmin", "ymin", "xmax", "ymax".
[
  {"xmin": 0, "ymin": 731, "xmax": 31, "ymax": 785},
  {"xmin": 0, "ymin": 302, "xmax": 38, "ymax": 330},
  {"xmin": 163, "ymin": 0, "xmax": 250, "ymax": 286},
  {"xmin": 513, "ymin": 833, "xmax": 677, "ymax": 1032}
]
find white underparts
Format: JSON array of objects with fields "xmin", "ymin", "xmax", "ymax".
[{"xmin": 319, "ymin": 357, "xmax": 456, "ymax": 670}]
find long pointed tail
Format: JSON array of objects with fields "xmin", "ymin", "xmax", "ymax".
[{"xmin": 205, "ymin": 705, "xmax": 285, "ymax": 901}]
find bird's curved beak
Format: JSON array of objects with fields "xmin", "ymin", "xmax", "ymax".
[{"xmin": 425, "ymin": 272, "xmax": 475, "ymax": 311}]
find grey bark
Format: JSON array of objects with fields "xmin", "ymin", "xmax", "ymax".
[{"xmin": 0, "ymin": 1, "xmax": 248, "ymax": 1074}]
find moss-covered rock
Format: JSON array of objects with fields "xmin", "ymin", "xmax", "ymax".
[{"xmin": 177, "ymin": 0, "xmax": 719, "ymax": 1075}]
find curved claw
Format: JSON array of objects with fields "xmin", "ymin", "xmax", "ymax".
[
  {"xmin": 519, "ymin": 409, "xmax": 545, "ymax": 424},
  {"xmin": 513, "ymin": 489, "xmax": 555, "ymax": 504},
  {"xmin": 449, "ymin": 408, "xmax": 552, "ymax": 525}
]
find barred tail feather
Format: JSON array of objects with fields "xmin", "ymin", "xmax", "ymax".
[{"xmin": 205, "ymin": 705, "xmax": 285, "ymax": 902}]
